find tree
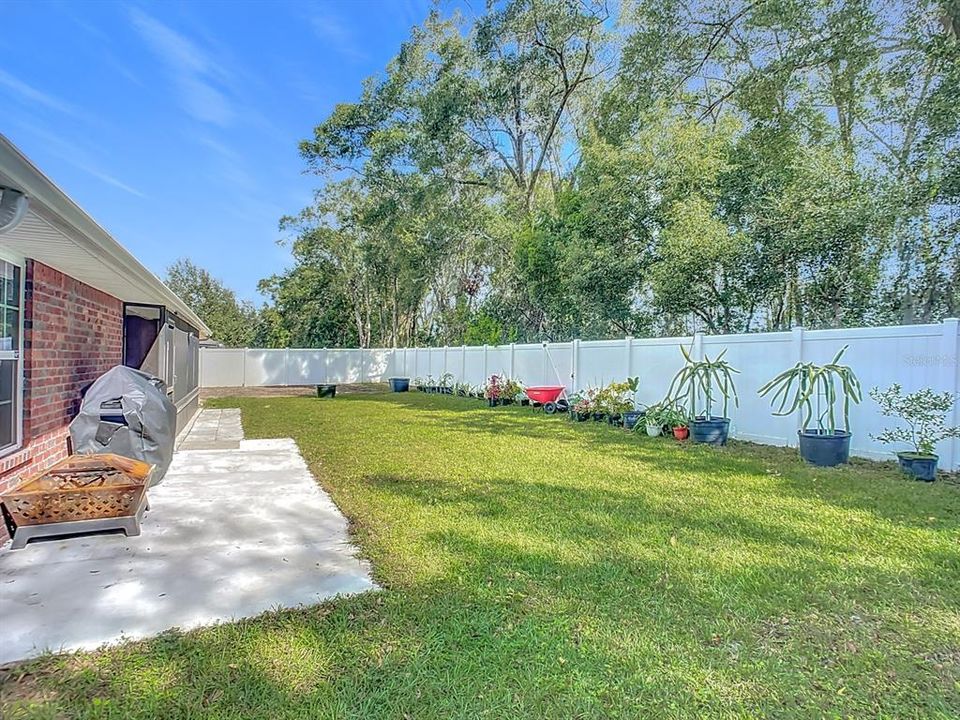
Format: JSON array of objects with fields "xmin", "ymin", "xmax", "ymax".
[
  {"xmin": 165, "ymin": 259, "xmax": 256, "ymax": 347},
  {"xmin": 256, "ymin": 0, "xmax": 958, "ymax": 348}
]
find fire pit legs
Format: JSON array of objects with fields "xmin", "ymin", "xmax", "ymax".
[{"xmin": 8, "ymin": 490, "xmax": 148, "ymax": 550}]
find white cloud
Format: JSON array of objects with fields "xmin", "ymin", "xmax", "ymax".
[
  {"xmin": 8, "ymin": 121, "xmax": 146, "ymax": 199},
  {"xmin": 128, "ymin": 8, "xmax": 236, "ymax": 126},
  {"xmin": 308, "ymin": 7, "xmax": 368, "ymax": 62},
  {"xmin": 0, "ymin": 68, "xmax": 85, "ymax": 119}
]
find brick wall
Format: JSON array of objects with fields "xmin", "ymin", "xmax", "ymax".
[{"xmin": 0, "ymin": 260, "xmax": 123, "ymax": 539}]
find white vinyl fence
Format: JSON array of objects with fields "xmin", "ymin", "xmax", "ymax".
[{"xmin": 201, "ymin": 319, "xmax": 960, "ymax": 470}]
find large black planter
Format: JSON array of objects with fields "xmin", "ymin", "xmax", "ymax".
[
  {"xmin": 897, "ymin": 452, "xmax": 938, "ymax": 482},
  {"xmin": 487, "ymin": 398, "xmax": 500, "ymax": 407},
  {"xmin": 622, "ymin": 410, "xmax": 644, "ymax": 431},
  {"xmin": 388, "ymin": 377, "xmax": 410, "ymax": 392},
  {"xmin": 691, "ymin": 417, "xmax": 730, "ymax": 445},
  {"xmin": 798, "ymin": 430, "xmax": 850, "ymax": 467},
  {"xmin": 316, "ymin": 384, "xmax": 337, "ymax": 398}
]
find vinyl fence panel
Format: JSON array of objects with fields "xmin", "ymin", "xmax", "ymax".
[{"xmin": 199, "ymin": 319, "xmax": 960, "ymax": 469}]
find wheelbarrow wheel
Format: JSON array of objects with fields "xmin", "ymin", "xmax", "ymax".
[
  {"xmin": 556, "ymin": 400, "xmax": 569, "ymax": 413},
  {"xmin": 543, "ymin": 401, "xmax": 558, "ymax": 414}
]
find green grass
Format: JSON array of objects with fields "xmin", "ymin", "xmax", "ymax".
[{"xmin": 3, "ymin": 391, "xmax": 959, "ymax": 719}]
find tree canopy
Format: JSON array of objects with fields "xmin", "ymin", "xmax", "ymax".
[
  {"xmin": 255, "ymin": 0, "xmax": 960, "ymax": 346},
  {"xmin": 165, "ymin": 258, "xmax": 256, "ymax": 347}
]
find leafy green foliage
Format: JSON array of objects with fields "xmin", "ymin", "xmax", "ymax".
[
  {"xmin": 165, "ymin": 259, "xmax": 256, "ymax": 347},
  {"xmin": 595, "ymin": 378, "xmax": 639, "ymax": 415},
  {"xmin": 758, "ymin": 346, "xmax": 863, "ymax": 433},
  {"xmin": 870, "ymin": 383, "xmax": 960, "ymax": 455},
  {"xmin": 666, "ymin": 345, "xmax": 740, "ymax": 420},
  {"xmin": 252, "ymin": 0, "xmax": 959, "ymax": 346}
]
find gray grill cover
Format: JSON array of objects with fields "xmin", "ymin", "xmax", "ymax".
[{"xmin": 69, "ymin": 365, "xmax": 177, "ymax": 484}]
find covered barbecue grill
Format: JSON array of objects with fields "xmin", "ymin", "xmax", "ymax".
[{"xmin": 69, "ymin": 365, "xmax": 177, "ymax": 484}]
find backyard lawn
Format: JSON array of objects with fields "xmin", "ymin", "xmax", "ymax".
[{"xmin": 3, "ymin": 391, "xmax": 959, "ymax": 719}]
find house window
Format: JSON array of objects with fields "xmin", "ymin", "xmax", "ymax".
[{"xmin": 0, "ymin": 258, "xmax": 22, "ymax": 454}]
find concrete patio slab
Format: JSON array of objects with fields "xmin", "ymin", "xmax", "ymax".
[{"xmin": 0, "ymin": 409, "xmax": 376, "ymax": 665}]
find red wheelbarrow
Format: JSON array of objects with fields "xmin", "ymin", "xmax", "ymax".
[{"xmin": 525, "ymin": 385, "xmax": 569, "ymax": 414}]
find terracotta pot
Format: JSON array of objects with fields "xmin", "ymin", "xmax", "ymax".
[{"xmin": 673, "ymin": 426, "xmax": 689, "ymax": 440}]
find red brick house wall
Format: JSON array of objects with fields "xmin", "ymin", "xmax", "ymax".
[{"xmin": 0, "ymin": 260, "xmax": 123, "ymax": 538}]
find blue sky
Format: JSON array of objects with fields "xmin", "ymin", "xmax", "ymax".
[{"xmin": 1, "ymin": 0, "xmax": 437, "ymax": 303}]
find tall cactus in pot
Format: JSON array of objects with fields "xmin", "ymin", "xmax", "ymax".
[{"xmin": 665, "ymin": 345, "xmax": 739, "ymax": 445}]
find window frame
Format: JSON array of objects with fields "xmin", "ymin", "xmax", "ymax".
[{"xmin": 0, "ymin": 247, "xmax": 24, "ymax": 457}]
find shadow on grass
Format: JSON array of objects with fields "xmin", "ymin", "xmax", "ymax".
[
  {"xmin": 26, "ymin": 392, "xmax": 946, "ymax": 718},
  {"xmin": 4, "ymin": 515, "xmax": 958, "ymax": 719},
  {"xmin": 336, "ymin": 392, "xmax": 960, "ymax": 533}
]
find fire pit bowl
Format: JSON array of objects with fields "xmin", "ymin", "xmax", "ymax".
[{"xmin": 2, "ymin": 453, "xmax": 154, "ymax": 549}]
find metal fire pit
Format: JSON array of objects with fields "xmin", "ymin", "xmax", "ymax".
[{"xmin": 2, "ymin": 453, "xmax": 154, "ymax": 549}]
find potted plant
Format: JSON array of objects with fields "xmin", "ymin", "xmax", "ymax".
[
  {"xmin": 665, "ymin": 346, "xmax": 739, "ymax": 446},
  {"xmin": 620, "ymin": 376, "xmax": 644, "ymax": 430},
  {"xmin": 484, "ymin": 375, "xmax": 503, "ymax": 406},
  {"xmin": 639, "ymin": 402, "xmax": 667, "ymax": 437},
  {"xmin": 500, "ymin": 378, "xmax": 523, "ymax": 405},
  {"xmin": 869, "ymin": 384, "xmax": 959, "ymax": 482},
  {"xmin": 587, "ymin": 386, "xmax": 606, "ymax": 421},
  {"xmin": 757, "ymin": 345, "xmax": 861, "ymax": 467},
  {"xmin": 569, "ymin": 393, "xmax": 591, "ymax": 421},
  {"xmin": 439, "ymin": 373, "xmax": 454, "ymax": 395},
  {"xmin": 601, "ymin": 378, "xmax": 639, "ymax": 427},
  {"xmin": 388, "ymin": 377, "xmax": 410, "ymax": 392},
  {"xmin": 661, "ymin": 405, "xmax": 690, "ymax": 440}
]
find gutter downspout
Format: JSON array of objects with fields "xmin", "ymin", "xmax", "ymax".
[{"xmin": 0, "ymin": 187, "xmax": 28, "ymax": 234}]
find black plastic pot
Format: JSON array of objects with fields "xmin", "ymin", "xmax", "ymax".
[
  {"xmin": 501, "ymin": 398, "xmax": 515, "ymax": 406},
  {"xmin": 691, "ymin": 417, "xmax": 730, "ymax": 445},
  {"xmin": 622, "ymin": 410, "xmax": 644, "ymax": 431},
  {"xmin": 316, "ymin": 384, "xmax": 337, "ymax": 398},
  {"xmin": 897, "ymin": 452, "xmax": 938, "ymax": 482},
  {"xmin": 569, "ymin": 410, "xmax": 590, "ymax": 422},
  {"xmin": 798, "ymin": 429, "xmax": 850, "ymax": 467},
  {"xmin": 487, "ymin": 398, "xmax": 499, "ymax": 407},
  {"xmin": 607, "ymin": 413, "xmax": 623, "ymax": 427},
  {"xmin": 388, "ymin": 377, "xmax": 409, "ymax": 393},
  {"xmin": 591, "ymin": 412, "xmax": 606, "ymax": 422}
]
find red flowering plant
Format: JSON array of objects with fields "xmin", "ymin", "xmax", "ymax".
[{"xmin": 484, "ymin": 374, "xmax": 504, "ymax": 400}]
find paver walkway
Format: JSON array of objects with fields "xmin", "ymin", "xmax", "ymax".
[
  {"xmin": 176, "ymin": 407, "xmax": 243, "ymax": 450},
  {"xmin": 0, "ymin": 409, "xmax": 375, "ymax": 665}
]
